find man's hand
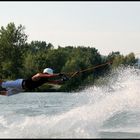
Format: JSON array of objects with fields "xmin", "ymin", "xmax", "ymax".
[
  {"xmin": 62, "ymin": 77, "xmax": 69, "ymax": 81},
  {"xmin": 62, "ymin": 75, "xmax": 69, "ymax": 82},
  {"xmin": 58, "ymin": 73, "xmax": 69, "ymax": 82},
  {"xmin": 58, "ymin": 73, "xmax": 65, "ymax": 77}
]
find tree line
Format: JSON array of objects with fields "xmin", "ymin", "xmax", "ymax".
[{"xmin": 0, "ymin": 23, "xmax": 137, "ymax": 92}]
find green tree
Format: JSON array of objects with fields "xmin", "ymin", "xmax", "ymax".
[
  {"xmin": 124, "ymin": 52, "xmax": 136, "ymax": 66},
  {"xmin": 0, "ymin": 22, "xmax": 27, "ymax": 79}
]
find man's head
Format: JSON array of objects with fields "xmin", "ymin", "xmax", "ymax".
[{"xmin": 43, "ymin": 68, "xmax": 53, "ymax": 74}]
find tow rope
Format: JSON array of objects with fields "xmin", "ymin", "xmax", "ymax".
[
  {"xmin": 62, "ymin": 52, "xmax": 139, "ymax": 80},
  {"xmin": 63, "ymin": 61, "xmax": 112, "ymax": 79}
]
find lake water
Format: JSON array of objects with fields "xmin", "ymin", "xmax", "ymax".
[{"xmin": 0, "ymin": 66, "xmax": 140, "ymax": 138}]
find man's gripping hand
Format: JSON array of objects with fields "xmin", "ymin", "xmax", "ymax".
[{"xmin": 58, "ymin": 73, "xmax": 69, "ymax": 82}]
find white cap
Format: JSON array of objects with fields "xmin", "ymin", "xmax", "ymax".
[{"xmin": 43, "ymin": 68, "xmax": 53, "ymax": 74}]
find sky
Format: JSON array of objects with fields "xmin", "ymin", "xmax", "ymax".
[{"xmin": 0, "ymin": 1, "xmax": 140, "ymax": 56}]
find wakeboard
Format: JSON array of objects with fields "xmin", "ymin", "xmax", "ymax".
[
  {"xmin": 0, "ymin": 88, "xmax": 22, "ymax": 96},
  {"xmin": 0, "ymin": 90, "xmax": 8, "ymax": 96}
]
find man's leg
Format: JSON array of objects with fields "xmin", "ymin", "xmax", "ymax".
[
  {"xmin": 0, "ymin": 79, "xmax": 24, "ymax": 96},
  {"xmin": 1, "ymin": 79, "xmax": 24, "ymax": 89}
]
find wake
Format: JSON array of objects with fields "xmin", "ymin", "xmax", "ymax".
[{"xmin": 0, "ymin": 66, "xmax": 140, "ymax": 138}]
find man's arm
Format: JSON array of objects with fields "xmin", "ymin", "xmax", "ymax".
[
  {"xmin": 47, "ymin": 74, "xmax": 69, "ymax": 85},
  {"xmin": 32, "ymin": 73, "xmax": 60, "ymax": 81},
  {"xmin": 47, "ymin": 79, "xmax": 64, "ymax": 85}
]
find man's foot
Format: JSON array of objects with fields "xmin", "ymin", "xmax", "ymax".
[
  {"xmin": 0, "ymin": 86, "xmax": 7, "ymax": 91},
  {"xmin": 0, "ymin": 90, "xmax": 8, "ymax": 96},
  {"xmin": 0, "ymin": 80, "xmax": 7, "ymax": 95}
]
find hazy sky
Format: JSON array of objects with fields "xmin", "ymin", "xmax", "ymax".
[{"xmin": 0, "ymin": 1, "xmax": 140, "ymax": 56}]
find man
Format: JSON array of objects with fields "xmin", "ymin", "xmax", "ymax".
[{"xmin": 0, "ymin": 68, "xmax": 69, "ymax": 96}]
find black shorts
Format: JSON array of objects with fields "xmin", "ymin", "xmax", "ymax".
[{"xmin": 22, "ymin": 78, "xmax": 48, "ymax": 90}]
